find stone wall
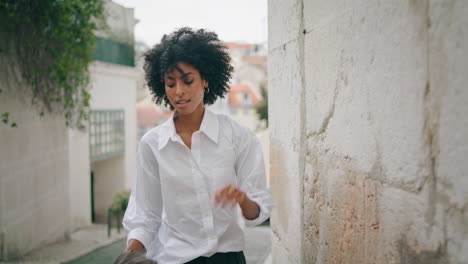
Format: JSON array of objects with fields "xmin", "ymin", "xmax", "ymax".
[{"xmin": 268, "ymin": 0, "xmax": 468, "ymax": 263}]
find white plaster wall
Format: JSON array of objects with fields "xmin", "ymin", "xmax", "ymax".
[
  {"xmin": 89, "ymin": 61, "xmax": 138, "ymax": 222},
  {"xmin": 68, "ymin": 128, "xmax": 91, "ymax": 231},
  {"xmin": 0, "ymin": 94, "xmax": 70, "ymax": 260},
  {"xmin": 269, "ymin": 0, "xmax": 468, "ymax": 263},
  {"xmin": 92, "ymin": 156, "xmax": 127, "ymax": 222},
  {"xmin": 95, "ymin": 0, "xmax": 138, "ymax": 45}
]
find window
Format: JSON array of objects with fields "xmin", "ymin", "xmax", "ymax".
[{"xmin": 89, "ymin": 110, "xmax": 125, "ymax": 162}]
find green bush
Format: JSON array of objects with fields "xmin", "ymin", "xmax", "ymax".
[
  {"xmin": 110, "ymin": 190, "xmax": 131, "ymax": 213},
  {"xmin": 255, "ymin": 84, "xmax": 268, "ymax": 127}
]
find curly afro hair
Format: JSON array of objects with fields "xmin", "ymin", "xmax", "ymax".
[{"xmin": 143, "ymin": 27, "xmax": 234, "ymax": 108}]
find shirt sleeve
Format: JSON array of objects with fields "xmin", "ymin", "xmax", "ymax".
[
  {"xmin": 234, "ymin": 127, "xmax": 274, "ymax": 226},
  {"xmin": 122, "ymin": 137, "xmax": 162, "ymax": 251}
]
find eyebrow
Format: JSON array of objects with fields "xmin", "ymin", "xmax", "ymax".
[
  {"xmin": 181, "ymin": 72, "xmax": 193, "ymax": 78},
  {"xmin": 165, "ymin": 72, "xmax": 194, "ymax": 80}
]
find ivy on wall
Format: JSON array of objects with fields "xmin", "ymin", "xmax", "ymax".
[{"xmin": 0, "ymin": 0, "xmax": 106, "ymax": 129}]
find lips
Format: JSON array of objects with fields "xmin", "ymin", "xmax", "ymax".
[{"xmin": 175, "ymin": 99, "xmax": 191, "ymax": 108}]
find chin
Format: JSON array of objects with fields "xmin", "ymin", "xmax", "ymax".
[{"xmin": 176, "ymin": 107, "xmax": 195, "ymax": 115}]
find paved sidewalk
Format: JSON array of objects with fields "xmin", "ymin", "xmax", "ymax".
[
  {"xmin": 1, "ymin": 225, "xmax": 271, "ymax": 264},
  {"xmin": 0, "ymin": 224, "xmax": 126, "ymax": 264},
  {"xmin": 70, "ymin": 226, "xmax": 271, "ymax": 264}
]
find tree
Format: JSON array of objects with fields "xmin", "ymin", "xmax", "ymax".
[{"xmin": 255, "ymin": 84, "xmax": 268, "ymax": 127}]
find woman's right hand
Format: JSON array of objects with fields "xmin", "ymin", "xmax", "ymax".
[
  {"xmin": 114, "ymin": 249, "xmax": 157, "ymax": 264},
  {"xmin": 114, "ymin": 239, "xmax": 157, "ymax": 264},
  {"xmin": 126, "ymin": 239, "xmax": 146, "ymax": 252}
]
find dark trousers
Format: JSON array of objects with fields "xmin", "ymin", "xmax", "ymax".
[{"xmin": 185, "ymin": 251, "xmax": 246, "ymax": 264}]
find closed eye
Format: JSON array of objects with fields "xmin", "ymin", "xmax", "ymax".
[{"xmin": 165, "ymin": 79, "xmax": 193, "ymax": 88}]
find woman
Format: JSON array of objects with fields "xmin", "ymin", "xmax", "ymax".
[{"xmin": 122, "ymin": 27, "xmax": 273, "ymax": 264}]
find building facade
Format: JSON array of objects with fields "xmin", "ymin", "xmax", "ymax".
[{"xmin": 0, "ymin": 0, "xmax": 140, "ymax": 259}]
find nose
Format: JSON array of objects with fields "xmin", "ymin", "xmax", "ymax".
[{"xmin": 175, "ymin": 81, "xmax": 184, "ymax": 96}]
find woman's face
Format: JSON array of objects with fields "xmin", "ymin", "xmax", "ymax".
[{"xmin": 164, "ymin": 62, "xmax": 208, "ymax": 115}]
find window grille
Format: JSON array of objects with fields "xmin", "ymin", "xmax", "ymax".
[{"xmin": 89, "ymin": 110, "xmax": 125, "ymax": 162}]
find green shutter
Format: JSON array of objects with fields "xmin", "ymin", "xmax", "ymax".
[{"xmin": 93, "ymin": 37, "xmax": 135, "ymax": 67}]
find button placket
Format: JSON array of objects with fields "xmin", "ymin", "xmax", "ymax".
[{"xmin": 190, "ymin": 133, "xmax": 216, "ymax": 241}]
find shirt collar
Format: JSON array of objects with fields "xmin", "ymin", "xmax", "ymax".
[
  {"xmin": 158, "ymin": 113, "xmax": 177, "ymax": 150},
  {"xmin": 158, "ymin": 108, "xmax": 219, "ymax": 150},
  {"xmin": 199, "ymin": 108, "xmax": 219, "ymax": 144}
]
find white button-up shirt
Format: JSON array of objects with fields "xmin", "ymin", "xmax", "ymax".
[{"xmin": 123, "ymin": 108, "xmax": 273, "ymax": 264}]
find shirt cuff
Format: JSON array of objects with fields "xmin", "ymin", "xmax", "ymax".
[
  {"xmin": 127, "ymin": 228, "xmax": 153, "ymax": 251},
  {"xmin": 243, "ymin": 197, "xmax": 270, "ymax": 226}
]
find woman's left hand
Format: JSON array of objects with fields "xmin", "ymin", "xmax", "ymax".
[
  {"xmin": 214, "ymin": 185, "xmax": 261, "ymax": 220},
  {"xmin": 214, "ymin": 185, "xmax": 246, "ymax": 208}
]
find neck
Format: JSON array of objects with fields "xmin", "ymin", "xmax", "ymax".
[{"xmin": 174, "ymin": 103, "xmax": 205, "ymax": 133}]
